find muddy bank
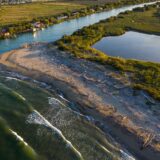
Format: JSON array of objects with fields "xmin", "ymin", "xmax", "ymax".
[{"xmin": 0, "ymin": 43, "xmax": 160, "ymax": 160}]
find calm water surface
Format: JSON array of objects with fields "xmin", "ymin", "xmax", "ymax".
[
  {"xmin": 93, "ymin": 31, "xmax": 160, "ymax": 62},
  {"xmin": 0, "ymin": 2, "xmax": 157, "ymax": 54}
]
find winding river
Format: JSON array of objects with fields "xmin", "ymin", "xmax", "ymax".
[{"xmin": 0, "ymin": 1, "xmax": 158, "ymax": 54}]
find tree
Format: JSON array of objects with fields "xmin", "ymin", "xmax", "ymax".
[{"xmin": 0, "ymin": 0, "xmax": 2, "ymax": 8}]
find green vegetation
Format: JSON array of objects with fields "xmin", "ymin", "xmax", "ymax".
[
  {"xmin": 0, "ymin": 2, "xmax": 85, "ymax": 39},
  {"xmin": 56, "ymin": 3, "xmax": 160, "ymax": 100},
  {"xmin": 0, "ymin": 2, "xmax": 84, "ymax": 26},
  {"xmin": 0, "ymin": 0, "xmax": 156, "ymax": 39}
]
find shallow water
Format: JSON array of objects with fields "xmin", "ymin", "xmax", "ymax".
[
  {"xmin": 0, "ymin": 73, "xmax": 136, "ymax": 160},
  {"xmin": 0, "ymin": 2, "xmax": 157, "ymax": 54},
  {"xmin": 93, "ymin": 31, "xmax": 160, "ymax": 62}
]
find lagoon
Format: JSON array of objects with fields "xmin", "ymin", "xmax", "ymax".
[{"xmin": 93, "ymin": 31, "xmax": 160, "ymax": 62}]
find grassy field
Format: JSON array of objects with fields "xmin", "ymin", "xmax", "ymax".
[
  {"xmin": 0, "ymin": 0, "xmax": 156, "ymax": 39},
  {"xmin": 104, "ymin": 5, "xmax": 160, "ymax": 35},
  {"xmin": 61, "ymin": 0, "xmax": 117, "ymax": 5},
  {"xmin": 56, "ymin": 3, "xmax": 160, "ymax": 100},
  {"xmin": 0, "ymin": 0, "xmax": 155, "ymax": 27},
  {"xmin": 0, "ymin": 0, "xmax": 119, "ymax": 27},
  {"xmin": 0, "ymin": 2, "xmax": 85, "ymax": 26}
]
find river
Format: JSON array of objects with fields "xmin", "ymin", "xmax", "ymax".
[{"xmin": 0, "ymin": 1, "xmax": 158, "ymax": 54}]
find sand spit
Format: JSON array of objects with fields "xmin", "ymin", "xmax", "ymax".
[{"xmin": 0, "ymin": 43, "xmax": 160, "ymax": 160}]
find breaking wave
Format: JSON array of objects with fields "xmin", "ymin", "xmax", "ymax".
[
  {"xmin": 48, "ymin": 97, "xmax": 66, "ymax": 107},
  {"xmin": 120, "ymin": 150, "xmax": 136, "ymax": 160},
  {"xmin": 26, "ymin": 110, "xmax": 84, "ymax": 160},
  {"xmin": 47, "ymin": 96, "xmax": 136, "ymax": 160},
  {"xmin": 10, "ymin": 129, "xmax": 28, "ymax": 146}
]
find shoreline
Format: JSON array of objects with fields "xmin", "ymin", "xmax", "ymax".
[
  {"xmin": 0, "ymin": 1, "xmax": 160, "ymax": 159},
  {"xmin": 56, "ymin": 2, "xmax": 160, "ymax": 100},
  {"xmin": 1, "ymin": 43, "xmax": 160, "ymax": 160}
]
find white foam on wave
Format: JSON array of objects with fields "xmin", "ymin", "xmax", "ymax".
[
  {"xmin": 58, "ymin": 94, "xmax": 70, "ymax": 102},
  {"xmin": 48, "ymin": 97, "xmax": 92, "ymax": 118},
  {"xmin": 26, "ymin": 110, "xmax": 84, "ymax": 160},
  {"xmin": 6, "ymin": 76, "xmax": 21, "ymax": 81},
  {"xmin": 48, "ymin": 97, "xmax": 66, "ymax": 107},
  {"xmin": 0, "ymin": 83, "xmax": 26, "ymax": 101},
  {"xmin": 6, "ymin": 76, "xmax": 22, "ymax": 82},
  {"xmin": 13, "ymin": 91, "xmax": 26, "ymax": 101},
  {"xmin": 120, "ymin": 149, "xmax": 136, "ymax": 160},
  {"xmin": 17, "ymin": 93, "xmax": 26, "ymax": 101},
  {"xmin": 10, "ymin": 129, "xmax": 28, "ymax": 146},
  {"xmin": 99, "ymin": 144, "xmax": 112, "ymax": 155},
  {"xmin": 47, "ymin": 97, "xmax": 136, "ymax": 160}
]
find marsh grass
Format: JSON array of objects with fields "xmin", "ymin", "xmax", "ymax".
[{"xmin": 56, "ymin": 3, "xmax": 160, "ymax": 100}]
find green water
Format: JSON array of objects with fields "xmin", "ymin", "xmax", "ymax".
[{"xmin": 0, "ymin": 74, "xmax": 125, "ymax": 160}]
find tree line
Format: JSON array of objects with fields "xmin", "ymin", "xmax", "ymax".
[{"xmin": 0, "ymin": 0, "xmax": 35, "ymax": 5}]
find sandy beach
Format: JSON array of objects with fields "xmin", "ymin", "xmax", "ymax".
[{"xmin": 1, "ymin": 43, "xmax": 160, "ymax": 160}]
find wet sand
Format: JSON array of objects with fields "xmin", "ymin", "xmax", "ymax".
[{"xmin": 0, "ymin": 43, "xmax": 160, "ymax": 160}]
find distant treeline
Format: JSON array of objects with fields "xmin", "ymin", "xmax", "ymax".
[
  {"xmin": 0, "ymin": 0, "xmax": 50, "ymax": 4},
  {"xmin": 0, "ymin": 0, "xmax": 30, "ymax": 4}
]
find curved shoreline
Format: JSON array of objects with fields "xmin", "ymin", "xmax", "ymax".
[
  {"xmin": 0, "ymin": 0, "xmax": 158, "ymax": 49},
  {"xmin": 92, "ymin": 31, "xmax": 160, "ymax": 62},
  {"xmin": 1, "ymin": 43, "xmax": 160, "ymax": 160}
]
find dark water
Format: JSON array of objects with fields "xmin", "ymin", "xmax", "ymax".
[
  {"xmin": 0, "ymin": 2, "xmax": 157, "ymax": 54},
  {"xmin": 93, "ymin": 31, "xmax": 160, "ymax": 62}
]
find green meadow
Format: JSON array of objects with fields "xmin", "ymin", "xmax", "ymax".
[
  {"xmin": 0, "ymin": 2, "xmax": 85, "ymax": 26},
  {"xmin": 0, "ymin": 0, "xmax": 155, "ymax": 39}
]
